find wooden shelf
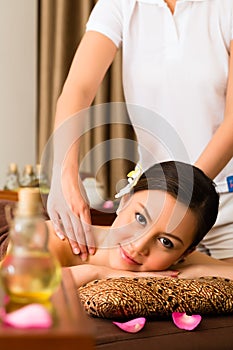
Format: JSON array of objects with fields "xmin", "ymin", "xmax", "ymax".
[
  {"xmin": 0, "ymin": 190, "xmax": 18, "ymax": 201},
  {"xmin": 0, "ymin": 190, "xmax": 116, "ymax": 226},
  {"xmin": 0, "ymin": 268, "xmax": 94, "ymax": 349}
]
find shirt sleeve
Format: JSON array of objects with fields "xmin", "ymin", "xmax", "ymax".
[
  {"xmin": 86, "ymin": 0, "xmax": 123, "ymax": 48},
  {"xmin": 232, "ymin": 15, "xmax": 233, "ymax": 40},
  {"xmin": 230, "ymin": 2, "xmax": 233, "ymax": 40}
]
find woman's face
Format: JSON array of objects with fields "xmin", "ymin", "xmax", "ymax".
[{"xmin": 106, "ymin": 190, "xmax": 197, "ymax": 271}]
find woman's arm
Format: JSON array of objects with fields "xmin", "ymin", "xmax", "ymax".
[
  {"xmin": 47, "ymin": 31, "xmax": 118, "ymax": 259},
  {"xmin": 195, "ymin": 41, "xmax": 233, "ymax": 179},
  {"xmin": 177, "ymin": 251, "xmax": 233, "ymax": 280},
  {"xmin": 70, "ymin": 264, "xmax": 179, "ymax": 288},
  {"xmin": 54, "ymin": 31, "xmax": 118, "ymax": 128}
]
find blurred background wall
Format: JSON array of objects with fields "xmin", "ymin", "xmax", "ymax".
[{"xmin": 0, "ymin": 0, "xmax": 37, "ymax": 188}]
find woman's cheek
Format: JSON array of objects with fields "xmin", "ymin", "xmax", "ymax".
[{"xmin": 143, "ymin": 252, "xmax": 176, "ymax": 271}]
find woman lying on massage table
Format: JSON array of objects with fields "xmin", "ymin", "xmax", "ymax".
[{"xmin": 46, "ymin": 161, "xmax": 233, "ymax": 288}]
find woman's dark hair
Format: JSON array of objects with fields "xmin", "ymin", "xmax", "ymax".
[{"xmin": 133, "ymin": 161, "xmax": 219, "ymax": 248}]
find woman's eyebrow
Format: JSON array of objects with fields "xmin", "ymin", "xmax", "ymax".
[
  {"xmin": 138, "ymin": 203, "xmax": 153, "ymax": 223},
  {"xmin": 163, "ymin": 233, "xmax": 184, "ymax": 246}
]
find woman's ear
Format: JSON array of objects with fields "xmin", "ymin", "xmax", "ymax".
[{"xmin": 116, "ymin": 193, "xmax": 131, "ymax": 215}]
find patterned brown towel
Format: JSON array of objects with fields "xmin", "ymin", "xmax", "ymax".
[{"xmin": 79, "ymin": 276, "xmax": 233, "ymax": 319}]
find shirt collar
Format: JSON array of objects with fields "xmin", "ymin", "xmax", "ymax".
[{"xmin": 136, "ymin": 0, "xmax": 211, "ymax": 4}]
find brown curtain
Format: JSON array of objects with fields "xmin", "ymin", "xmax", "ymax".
[{"xmin": 37, "ymin": 0, "xmax": 136, "ymax": 198}]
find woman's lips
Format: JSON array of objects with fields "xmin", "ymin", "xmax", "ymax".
[{"xmin": 119, "ymin": 245, "xmax": 141, "ymax": 266}]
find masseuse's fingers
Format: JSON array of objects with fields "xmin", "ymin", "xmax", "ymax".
[
  {"xmin": 71, "ymin": 213, "xmax": 95, "ymax": 261},
  {"xmin": 66, "ymin": 191, "xmax": 95, "ymax": 258},
  {"xmin": 69, "ymin": 214, "xmax": 87, "ymax": 257},
  {"xmin": 79, "ymin": 208, "xmax": 95, "ymax": 255},
  {"xmin": 50, "ymin": 212, "xmax": 66, "ymax": 241},
  {"xmin": 63, "ymin": 213, "xmax": 90, "ymax": 261}
]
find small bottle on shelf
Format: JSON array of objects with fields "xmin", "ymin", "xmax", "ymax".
[
  {"xmin": 20, "ymin": 164, "xmax": 36, "ymax": 187},
  {"xmin": 0, "ymin": 188, "xmax": 61, "ymax": 303},
  {"xmin": 4, "ymin": 163, "xmax": 20, "ymax": 191}
]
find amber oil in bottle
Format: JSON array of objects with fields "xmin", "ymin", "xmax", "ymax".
[{"xmin": 0, "ymin": 188, "xmax": 61, "ymax": 303}]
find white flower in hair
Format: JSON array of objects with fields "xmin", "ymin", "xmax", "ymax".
[{"xmin": 115, "ymin": 164, "xmax": 143, "ymax": 199}]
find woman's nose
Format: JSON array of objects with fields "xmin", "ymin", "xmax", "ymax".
[{"xmin": 130, "ymin": 234, "xmax": 150, "ymax": 256}]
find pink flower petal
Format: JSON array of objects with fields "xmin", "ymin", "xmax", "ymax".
[
  {"xmin": 113, "ymin": 317, "xmax": 146, "ymax": 333},
  {"xmin": 172, "ymin": 312, "xmax": 202, "ymax": 331},
  {"xmin": 102, "ymin": 200, "xmax": 114, "ymax": 209},
  {"xmin": 2, "ymin": 303, "xmax": 52, "ymax": 329}
]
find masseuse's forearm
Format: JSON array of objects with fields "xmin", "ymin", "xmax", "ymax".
[
  {"xmin": 52, "ymin": 65, "xmax": 97, "ymax": 168},
  {"xmin": 195, "ymin": 41, "xmax": 233, "ymax": 179},
  {"xmin": 195, "ymin": 117, "xmax": 233, "ymax": 179},
  {"xmin": 52, "ymin": 31, "xmax": 117, "ymax": 170},
  {"xmin": 54, "ymin": 85, "xmax": 95, "ymax": 129},
  {"xmin": 52, "ymin": 86, "xmax": 93, "ymax": 170},
  {"xmin": 54, "ymin": 31, "xmax": 117, "ymax": 129}
]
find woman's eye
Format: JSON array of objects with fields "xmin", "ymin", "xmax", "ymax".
[
  {"xmin": 158, "ymin": 237, "xmax": 174, "ymax": 249},
  {"xmin": 135, "ymin": 212, "xmax": 147, "ymax": 226}
]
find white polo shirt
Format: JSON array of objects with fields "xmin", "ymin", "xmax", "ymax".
[{"xmin": 86, "ymin": 0, "xmax": 233, "ymax": 192}]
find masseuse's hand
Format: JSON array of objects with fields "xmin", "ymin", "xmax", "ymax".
[{"xmin": 47, "ymin": 167, "xmax": 95, "ymax": 261}]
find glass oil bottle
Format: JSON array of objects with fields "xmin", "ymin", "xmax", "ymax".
[
  {"xmin": 0, "ymin": 188, "xmax": 61, "ymax": 304},
  {"xmin": 20, "ymin": 164, "xmax": 36, "ymax": 187},
  {"xmin": 4, "ymin": 163, "xmax": 20, "ymax": 191}
]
